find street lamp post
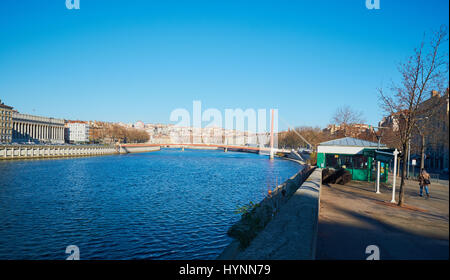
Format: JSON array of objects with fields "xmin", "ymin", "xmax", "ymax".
[
  {"xmin": 391, "ymin": 149, "xmax": 399, "ymax": 203},
  {"xmin": 372, "ymin": 126, "xmax": 388, "ymax": 194}
]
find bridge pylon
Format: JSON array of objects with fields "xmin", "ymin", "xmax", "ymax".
[{"xmin": 270, "ymin": 109, "xmax": 274, "ymax": 160}]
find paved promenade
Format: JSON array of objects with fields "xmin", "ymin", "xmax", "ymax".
[{"xmin": 317, "ymin": 175, "xmax": 449, "ymax": 260}]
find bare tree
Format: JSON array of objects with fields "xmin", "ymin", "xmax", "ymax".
[
  {"xmin": 89, "ymin": 122, "xmax": 150, "ymax": 144},
  {"xmin": 378, "ymin": 26, "xmax": 449, "ymax": 206},
  {"xmin": 278, "ymin": 126, "xmax": 337, "ymax": 150},
  {"xmin": 331, "ymin": 105, "xmax": 365, "ymax": 125},
  {"xmin": 380, "ymin": 126, "xmax": 402, "ymax": 151},
  {"xmin": 331, "ymin": 106, "xmax": 366, "ymax": 137}
]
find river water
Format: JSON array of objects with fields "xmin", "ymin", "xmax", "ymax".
[{"xmin": 0, "ymin": 149, "xmax": 302, "ymax": 260}]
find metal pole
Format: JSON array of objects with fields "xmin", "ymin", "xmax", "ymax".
[
  {"xmin": 371, "ymin": 126, "xmax": 387, "ymax": 194},
  {"xmin": 376, "ymin": 136, "xmax": 381, "ymax": 194},
  {"xmin": 391, "ymin": 149, "xmax": 399, "ymax": 203},
  {"xmin": 376, "ymin": 161, "xmax": 381, "ymax": 193}
]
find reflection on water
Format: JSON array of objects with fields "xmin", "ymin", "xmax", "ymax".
[{"xmin": 0, "ymin": 149, "xmax": 302, "ymax": 259}]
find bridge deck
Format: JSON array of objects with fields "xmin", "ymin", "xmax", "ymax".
[{"xmin": 120, "ymin": 143, "xmax": 290, "ymax": 153}]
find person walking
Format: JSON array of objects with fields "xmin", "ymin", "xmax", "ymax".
[{"xmin": 418, "ymin": 168, "xmax": 431, "ymax": 198}]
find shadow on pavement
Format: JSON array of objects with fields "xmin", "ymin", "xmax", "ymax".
[{"xmin": 316, "ymin": 203, "xmax": 449, "ymax": 260}]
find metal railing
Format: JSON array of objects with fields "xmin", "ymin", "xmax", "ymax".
[{"xmin": 403, "ymin": 171, "xmax": 445, "ymax": 184}]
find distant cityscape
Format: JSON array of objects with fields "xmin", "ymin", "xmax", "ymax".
[
  {"xmin": 1, "ymin": 88, "xmax": 448, "ymax": 172},
  {"xmin": 0, "ymin": 100, "xmax": 271, "ymax": 147}
]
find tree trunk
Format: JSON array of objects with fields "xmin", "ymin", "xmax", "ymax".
[
  {"xmin": 420, "ymin": 134, "xmax": 425, "ymax": 169},
  {"xmin": 398, "ymin": 142, "xmax": 408, "ymax": 207}
]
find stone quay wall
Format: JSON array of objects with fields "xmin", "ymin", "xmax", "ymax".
[
  {"xmin": 0, "ymin": 144, "xmax": 118, "ymax": 160},
  {"xmin": 217, "ymin": 164, "xmax": 317, "ymax": 259}
]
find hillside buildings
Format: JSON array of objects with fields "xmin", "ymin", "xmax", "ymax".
[
  {"xmin": 323, "ymin": 123, "xmax": 374, "ymax": 140},
  {"xmin": 115, "ymin": 121, "xmax": 265, "ymax": 146}
]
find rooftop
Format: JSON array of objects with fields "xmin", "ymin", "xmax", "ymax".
[
  {"xmin": 0, "ymin": 100, "xmax": 13, "ymax": 110},
  {"xmin": 319, "ymin": 137, "xmax": 386, "ymax": 148}
]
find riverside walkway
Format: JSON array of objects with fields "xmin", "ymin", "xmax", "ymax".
[{"xmin": 316, "ymin": 175, "xmax": 449, "ymax": 260}]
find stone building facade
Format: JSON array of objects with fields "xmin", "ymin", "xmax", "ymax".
[
  {"xmin": 12, "ymin": 112, "xmax": 65, "ymax": 144},
  {"xmin": 379, "ymin": 89, "xmax": 449, "ymax": 172},
  {"xmin": 65, "ymin": 121, "xmax": 90, "ymax": 143},
  {"xmin": 0, "ymin": 100, "xmax": 13, "ymax": 143},
  {"xmin": 413, "ymin": 89, "xmax": 449, "ymax": 171}
]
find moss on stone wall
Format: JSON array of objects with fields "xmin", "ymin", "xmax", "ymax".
[{"xmin": 227, "ymin": 166, "xmax": 315, "ymax": 249}]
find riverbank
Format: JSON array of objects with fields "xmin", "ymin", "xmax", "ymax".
[
  {"xmin": 118, "ymin": 145, "xmax": 161, "ymax": 154},
  {"xmin": 217, "ymin": 166, "xmax": 319, "ymax": 259},
  {"xmin": 0, "ymin": 144, "xmax": 118, "ymax": 160},
  {"xmin": 0, "ymin": 144, "xmax": 161, "ymax": 160}
]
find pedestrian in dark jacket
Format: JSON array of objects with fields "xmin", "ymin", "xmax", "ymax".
[{"xmin": 418, "ymin": 168, "xmax": 431, "ymax": 198}]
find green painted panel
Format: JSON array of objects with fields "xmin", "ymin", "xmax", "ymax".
[
  {"xmin": 367, "ymin": 157, "xmax": 373, "ymax": 181},
  {"xmin": 352, "ymin": 169, "xmax": 368, "ymax": 181},
  {"xmin": 317, "ymin": 153, "xmax": 325, "ymax": 168},
  {"xmin": 343, "ymin": 168, "xmax": 368, "ymax": 181}
]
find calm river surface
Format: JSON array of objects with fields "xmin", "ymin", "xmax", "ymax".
[{"xmin": 0, "ymin": 149, "xmax": 302, "ymax": 260}]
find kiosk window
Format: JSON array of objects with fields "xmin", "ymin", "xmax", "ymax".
[
  {"xmin": 325, "ymin": 154, "xmax": 353, "ymax": 169},
  {"xmin": 326, "ymin": 154, "xmax": 339, "ymax": 169},
  {"xmin": 340, "ymin": 155, "xmax": 353, "ymax": 169},
  {"xmin": 353, "ymin": 155, "xmax": 367, "ymax": 170}
]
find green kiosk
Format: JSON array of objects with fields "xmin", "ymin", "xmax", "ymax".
[{"xmin": 316, "ymin": 137, "xmax": 394, "ymax": 182}]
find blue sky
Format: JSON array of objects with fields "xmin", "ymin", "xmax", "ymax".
[{"xmin": 0, "ymin": 0, "xmax": 448, "ymax": 131}]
